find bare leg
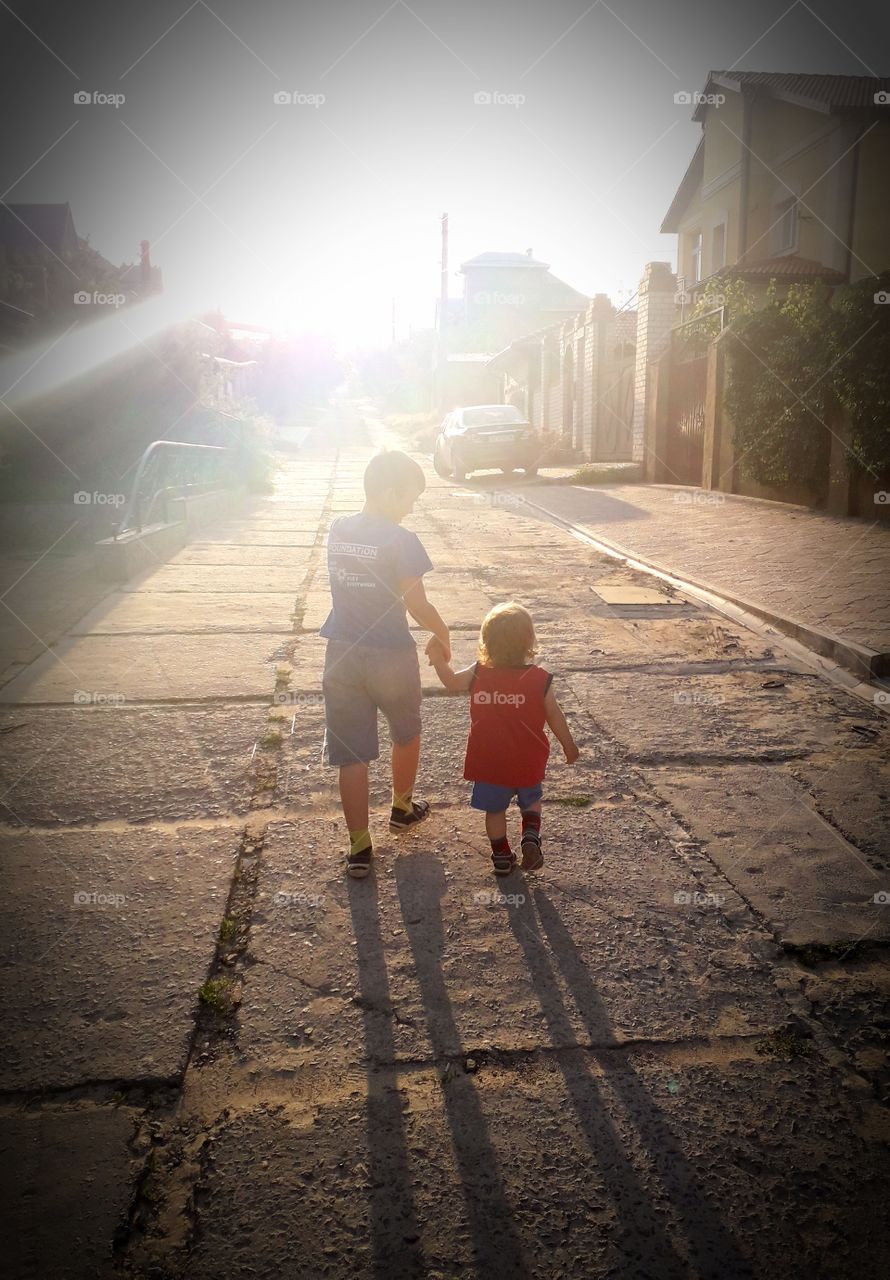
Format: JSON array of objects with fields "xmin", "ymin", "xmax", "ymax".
[
  {"xmin": 339, "ymin": 762, "xmax": 369, "ymax": 832},
  {"xmin": 485, "ymin": 810, "xmax": 508, "ymax": 841},
  {"xmin": 392, "ymin": 735, "xmax": 420, "ymax": 797}
]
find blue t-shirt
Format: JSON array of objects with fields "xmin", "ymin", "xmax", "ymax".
[{"xmin": 319, "ymin": 512, "xmax": 434, "ymax": 649}]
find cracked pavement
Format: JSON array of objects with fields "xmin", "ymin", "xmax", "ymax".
[{"xmin": 2, "ymin": 403, "xmax": 889, "ymax": 1279}]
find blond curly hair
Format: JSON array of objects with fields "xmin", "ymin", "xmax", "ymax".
[{"xmin": 477, "ymin": 601, "xmax": 536, "ymax": 668}]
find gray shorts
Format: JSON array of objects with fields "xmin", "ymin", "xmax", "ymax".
[{"xmin": 322, "ymin": 639, "xmax": 422, "ymax": 767}]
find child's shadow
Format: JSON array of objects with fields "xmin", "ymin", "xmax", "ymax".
[
  {"xmin": 506, "ymin": 885, "xmax": 753, "ymax": 1279},
  {"xmin": 395, "ymin": 851, "xmax": 531, "ymax": 1278}
]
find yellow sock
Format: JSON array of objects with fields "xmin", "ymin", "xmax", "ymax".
[
  {"xmin": 349, "ymin": 827, "xmax": 371, "ymax": 856},
  {"xmin": 392, "ymin": 789, "xmax": 413, "ymax": 814}
]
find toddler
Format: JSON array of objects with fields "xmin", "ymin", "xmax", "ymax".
[{"xmin": 428, "ymin": 602, "xmax": 578, "ymax": 874}]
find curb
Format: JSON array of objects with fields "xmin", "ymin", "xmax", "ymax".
[{"xmin": 516, "ymin": 492, "xmax": 889, "ymax": 684}]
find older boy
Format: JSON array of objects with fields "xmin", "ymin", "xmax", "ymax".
[{"xmin": 320, "ymin": 450, "xmax": 450, "ymax": 878}]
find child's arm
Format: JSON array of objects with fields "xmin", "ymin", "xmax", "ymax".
[
  {"xmin": 426, "ymin": 637, "xmax": 475, "ymax": 693},
  {"xmin": 400, "ymin": 578, "xmax": 450, "ymax": 659},
  {"xmin": 544, "ymin": 685, "xmax": 580, "ymax": 763}
]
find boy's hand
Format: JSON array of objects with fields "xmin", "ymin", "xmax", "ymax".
[{"xmin": 563, "ymin": 741, "xmax": 580, "ymax": 765}]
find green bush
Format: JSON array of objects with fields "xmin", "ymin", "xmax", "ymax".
[{"xmin": 724, "ymin": 275, "xmax": 890, "ymax": 495}]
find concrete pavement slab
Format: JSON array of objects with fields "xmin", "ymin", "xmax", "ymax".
[
  {"xmin": 0, "ymin": 633, "xmax": 280, "ymax": 704},
  {"xmin": 0, "ymin": 826, "xmax": 237, "ymax": 1090},
  {"xmin": 643, "ymin": 763, "xmax": 890, "ymax": 947},
  {"xmin": 197, "ymin": 530, "xmax": 319, "ymax": 545},
  {"xmin": 0, "ymin": 704, "xmax": 264, "ymax": 825},
  {"xmin": 70, "ymin": 592, "xmax": 297, "ymax": 635},
  {"xmin": 1, "ymin": 1105, "xmax": 140, "ymax": 1279},
  {"xmin": 790, "ymin": 750, "xmax": 890, "ymax": 867},
  {"xmin": 169, "ymin": 543, "xmax": 315, "ymax": 565},
  {"xmin": 532, "ymin": 612, "xmax": 780, "ymax": 670},
  {"xmin": 568, "ymin": 669, "xmax": 876, "ymax": 761},
  {"xmin": 121, "ymin": 564, "xmax": 307, "ymax": 594},
  {"xmin": 236, "ymin": 808, "xmax": 786, "ymax": 1068},
  {"xmin": 182, "ymin": 1053, "xmax": 888, "ymax": 1280}
]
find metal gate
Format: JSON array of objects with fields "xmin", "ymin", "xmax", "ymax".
[
  {"xmin": 664, "ymin": 311, "xmax": 722, "ymax": 485},
  {"xmin": 665, "ymin": 348, "xmax": 707, "ymax": 484},
  {"xmin": 596, "ymin": 359, "xmax": 635, "ymax": 460}
]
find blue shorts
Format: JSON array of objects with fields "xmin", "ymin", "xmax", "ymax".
[{"xmin": 470, "ymin": 781, "xmax": 544, "ymax": 813}]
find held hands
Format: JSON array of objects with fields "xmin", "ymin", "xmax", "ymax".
[{"xmin": 426, "ymin": 634, "xmax": 451, "ymax": 664}]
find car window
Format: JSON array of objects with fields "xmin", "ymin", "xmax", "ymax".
[{"xmin": 463, "ymin": 406, "xmax": 525, "ymax": 427}]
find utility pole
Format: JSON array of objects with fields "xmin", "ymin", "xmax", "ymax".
[{"xmin": 436, "ymin": 212, "xmax": 448, "ymax": 412}]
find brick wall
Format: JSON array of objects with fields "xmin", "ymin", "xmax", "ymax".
[{"xmin": 632, "ymin": 262, "xmax": 677, "ymax": 463}]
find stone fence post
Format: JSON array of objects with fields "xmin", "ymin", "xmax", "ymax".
[{"xmin": 633, "ymin": 262, "xmax": 676, "ymax": 464}]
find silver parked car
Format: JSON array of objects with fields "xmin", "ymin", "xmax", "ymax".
[{"xmin": 432, "ymin": 404, "xmax": 540, "ymax": 481}]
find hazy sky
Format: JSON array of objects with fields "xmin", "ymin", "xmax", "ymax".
[{"xmin": 2, "ymin": 0, "xmax": 889, "ymax": 347}]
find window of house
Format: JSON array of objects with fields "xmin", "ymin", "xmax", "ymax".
[
  {"xmin": 773, "ymin": 197, "xmax": 798, "ymax": 253},
  {"xmin": 690, "ymin": 231, "xmax": 703, "ymax": 283},
  {"xmin": 711, "ymin": 222, "xmax": 726, "ymax": 271}
]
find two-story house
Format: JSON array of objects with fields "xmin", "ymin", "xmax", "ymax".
[{"xmin": 662, "ymin": 72, "xmax": 890, "ymax": 298}]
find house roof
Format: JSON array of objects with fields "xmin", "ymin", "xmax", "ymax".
[
  {"xmin": 716, "ymin": 254, "xmax": 847, "ymax": 284},
  {"xmin": 0, "ymin": 202, "xmax": 78, "ymax": 254},
  {"xmin": 660, "ymin": 136, "xmax": 705, "ymax": 233},
  {"xmin": 692, "ymin": 71, "xmax": 890, "ymax": 121},
  {"xmin": 460, "ymin": 251, "xmax": 550, "ymax": 272}
]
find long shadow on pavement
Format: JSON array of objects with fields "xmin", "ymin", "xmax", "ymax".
[
  {"xmin": 395, "ymin": 851, "xmax": 531, "ymax": 1279},
  {"xmin": 527, "ymin": 886, "xmax": 753, "ymax": 1279},
  {"xmin": 347, "ymin": 873, "xmax": 426, "ymax": 1279}
]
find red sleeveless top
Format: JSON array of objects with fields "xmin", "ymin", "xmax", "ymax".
[{"xmin": 463, "ymin": 663, "xmax": 552, "ymax": 787}]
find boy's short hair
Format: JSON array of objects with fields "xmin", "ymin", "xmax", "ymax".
[
  {"xmin": 363, "ymin": 450, "xmax": 426, "ymax": 501},
  {"xmin": 478, "ymin": 601, "xmax": 536, "ymax": 668}
]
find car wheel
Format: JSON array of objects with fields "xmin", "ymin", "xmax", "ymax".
[{"xmin": 433, "ymin": 440, "xmax": 451, "ymax": 479}]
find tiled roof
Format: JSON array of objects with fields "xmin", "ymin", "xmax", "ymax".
[
  {"xmin": 718, "ymin": 254, "xmax": 847, "ymax": 283},
  {"xmin": 692, "ymin": 71, "xmax": 890, "ymax": 120}
]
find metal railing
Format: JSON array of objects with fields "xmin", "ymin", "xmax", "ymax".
[{"xmin": 116, "ymin": 439, "xmax": 230, "ymax": 536}]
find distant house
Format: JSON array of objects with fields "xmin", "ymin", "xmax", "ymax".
[
  {"xmin": 662, "ymin": 72, "xmax": 890, "ymax": 299},
  {"xmin": 458, "ymin": 249, "xmax": 589, "ymax": 345}
]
